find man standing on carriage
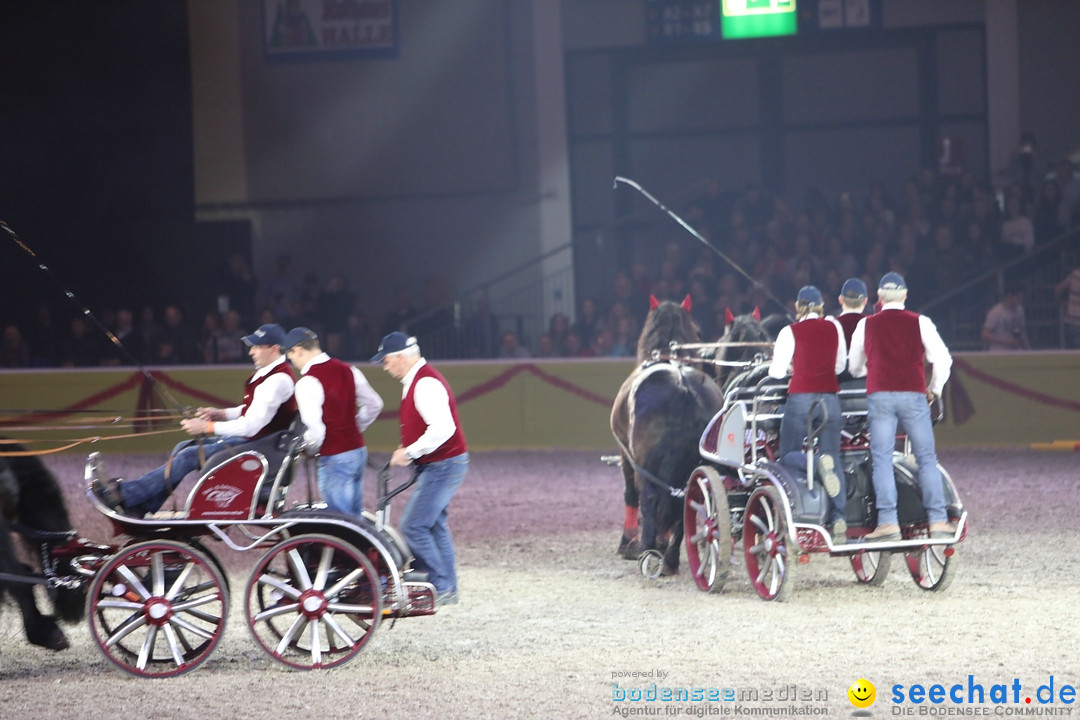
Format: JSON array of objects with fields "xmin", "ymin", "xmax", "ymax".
[
  {"xmin": 373, "ymin": 331, "xmax": 467, "ymax": 607},
  {"xmin": 847, "ymin": 272, "xmax": 954, "ymax": 541},
  {"xmin": 835, "ymin": 277, "xmax": 869, "ymax": 383},
  {"xmin": 767, "ymin": 285, "xmax": 848, "ymax": 545},
  {"xmin": 281, "ymin": 326, "xmax": 384, "ymax": 518},
  {"xmin": 91, "ymin": 323, "xmax": 298, "ymax": 516}
]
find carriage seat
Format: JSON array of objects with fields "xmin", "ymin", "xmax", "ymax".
[
  {"xmin": 200, "ymin": 429, "xmax": 300, "ymax": 513},
  {"xmin": 838, "ymin": 378, "xmax": 868, "ymax": 431}
]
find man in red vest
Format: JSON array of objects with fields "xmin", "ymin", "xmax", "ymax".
[
  {"xmin": 91, "ymin": 323, "xmax": 298, "ymax": 516},
  {"xmin": 768, "ymin": 286, "xmax": 848, "ymax": 545},
  {"xmin": 282, "ymin": 327, "xmax": 383, "ymax": 518},
  {"xmin": 373, "ymin": 331, "xmax": 468, "ymax": 607},
  {"xmin": 835, "ymin": 277, "xmax": 869, "ymax": 383},
  {"xmin": 848, "ymin": 272, "xmax": 954, "ymax": 541}
]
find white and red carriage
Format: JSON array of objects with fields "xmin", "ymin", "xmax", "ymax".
[
  {"xmin": 66, "ymin": 429, "xmax": 435, "ymax": 677},
  {"xmin": 680, "ymin": 351, "xmax": 969, "ymax": 601}
]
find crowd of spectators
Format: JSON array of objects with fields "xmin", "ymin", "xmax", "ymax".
[{"xmin": 4, "ymin": 151, "xmax": 1079, "ymax": 369}]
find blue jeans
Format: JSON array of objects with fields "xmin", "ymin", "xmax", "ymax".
[
  {"xmin": 401, "ymin": 453, "xmax": 468, "ymax": 595},
  {"xmin": 780, "ymin": 392, "xmax": 845, "ymax": 523},
  {"xmin": 867, "ymin": 391, "xmax": 947, "ymax": 526},
  {"xmin": 317, "ymin": 447, "xmax": 367, "ymax": 518},
  {"xmin": 120, "ymin": 436, "xmax": 249, "ymax": 515}
]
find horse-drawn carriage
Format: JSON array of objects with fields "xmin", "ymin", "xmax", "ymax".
[
  {"xmin": 680, "ymin": 350, "xmax": 969, "ymax": 601},
  {"xmin": 2, "ymin": 430, "xmax": 435, "ymax": 677}
]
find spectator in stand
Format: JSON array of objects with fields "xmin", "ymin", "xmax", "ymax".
[
  {"xmin": 260, "ymin": 254, "xmax": 298, "ymax": 325},
  {"xmin": 341, "ymin": 310, "xmax": 376, "ymax": 361},
  {"xmin": 548, "ymin": 312, "xmax": 570, "ymax": 356},
  {"xmin": 999, "ymin": 195, "xmax": 1036, "ymax": 260},
  {"xmin": 570, "ymin": 297, "xmax": 602, "ymax": 351},
  {"xmin": 533, "ymin": 333, "xmax": 556, "ymax": 358},
  {"xmin": 316, "ymin": 274, "xmax": 356, "ymax": 351},
  {"xmin": 2, "ymin": 324, "xmax": 29, "ymax": 368},
  {"xmin": 497, "ymin": 331, "xmax": 530, "ymax": 359},
  {"xmin": 1033, "ymin": 178, "xmax": 1063, "ymax": 245},
  {"xmin": 217, "ymin": 252, "xmax": 257, "ymax": 325},
  {"xmin": 197, "ymin": 311, "xmax": 221, "ymax": 364},
  {"xmin": 215, "ymin": 309, "xmax": 248, "ymax": 363},
  {"xmin": 1055, "ymin": 159, "xmax": 1080, "ymax": 232},
  {"xmin": 62, "ymin": 316, "xmax": 102, "ymax": 367},
  {"xmin": 381, "ymin": 287, "xmax": 417, "ymax": 337},
  {"xmin": 27, "ymin": 303, "xmax": 62, "ymax": 367},
  {"xmin": 1054, "ymin": 267, "xmax": 1080, "ymax": 349},
  {"xmin": 153, "ymin": 304, "xmax": 198, "ymax": 365},
  {"xmin": 565, "ymin": 331, "xmax": 590, "ymax": 357},
  {"xmin": 981, "ymin": 283, "xmax": 1030, "ymax": 351},
  {"xmin": 101, "ymin": 307, "xmax": 138, "ymax": 366},
  {"xmin": 462, "ymin": 291, "xmax": 499, "ymax": 359}
]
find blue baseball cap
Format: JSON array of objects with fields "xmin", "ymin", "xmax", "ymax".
[
  {"xmin": 371, "ymin": 331, "xmax": 419, "ymax": 362},
  {"xmin": 879, "ymin": 272, "xmax": 907, "ymax": 291},
  {"xmin": 796, "ymin": 285, "xmax": 823, "ymax": 305},
  {"xmin": 281, "ymin": 327, "xmax": 319, "ymax": 351},
  {"xmin": 241, "ymin": 323, "xmax": 287, "ymax": 347},
  {"xmin": 841, "ymin": 278, "xmax": 868, "ymax": 298}
]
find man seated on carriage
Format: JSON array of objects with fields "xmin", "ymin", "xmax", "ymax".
[
  {"xmin": 91, "ymin": 323, "xmax": 298, "ymax": 517},
  {"xmin": 847, "ymin": 272, "xmax": 954, "ymax": 541},
  {"xmin": 767, "ymin": 285, "xmax": 848, "ymax": 545}
]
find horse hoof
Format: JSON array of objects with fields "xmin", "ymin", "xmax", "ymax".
[
  {"xmin": 619, "ymin": 538, "xmax": 642, "ymax": 560},
  {"xmin": 28, "ymin": 620, "xmax": 69, "ymax": 651},
  {"xmin": 661, "ymin": 563, "xmax": 679, "ymax": 577}
]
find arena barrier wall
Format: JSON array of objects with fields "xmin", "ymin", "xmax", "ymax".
[{"xmin": 0, "ymin": 352, "xmax": 1077, "ymax": 454}]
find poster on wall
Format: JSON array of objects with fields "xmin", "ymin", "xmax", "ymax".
[{"xmin": 264, "ymin": 0, "xmax": 397, "ymax": 59}]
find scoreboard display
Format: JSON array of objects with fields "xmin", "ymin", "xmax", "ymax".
[
  {"xmin": 645, "ymin": 0, "xmax": 878, "ymax": 42},
  {"xmin": 720, "ymin": 0, "xmax": 797, "ymax": 39}
]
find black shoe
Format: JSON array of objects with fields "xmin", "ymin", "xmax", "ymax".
[{"xmin": 91, "ymin": 477, "xmax": 124, "ymax": 512}]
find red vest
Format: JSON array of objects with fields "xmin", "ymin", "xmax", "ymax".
[
  {"xmin": 864, "ymin": 309, "xmax": 928, "ymax": 393},
  {"xmin": 400, "ymin": 363, "xmax": 467, "ymax": 464},
  {"xmin": 242, "ymin": 362, "xmax": 297, "ymax": 439},
  {"xmin": 787, "ymin": 319, "xmax": 840, "ymax": 394},
  {"xmin": 305, "ymin": 358, "xmax": 364, "ymax": 456},
  {"xmin": 836, "ymin": 312, "xmax": 866, "ymax": 349}
]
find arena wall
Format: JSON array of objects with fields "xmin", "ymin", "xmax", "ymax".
[{"xmin": 0, "ymin": 352, "xmax": 1077, "ymax": 454}]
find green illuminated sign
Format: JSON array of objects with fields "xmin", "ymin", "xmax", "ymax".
[{"xmin": 721, "ymin": 0, "xmax": 797, "ymax": 39}]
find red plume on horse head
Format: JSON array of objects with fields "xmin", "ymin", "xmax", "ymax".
[
  {"xmin": 649, "ymin": 294, "xmax": 692, "ymax": 312},
  {"xmin": 725, "ymin": 306, "xmax": 762, "ymax": 329}
]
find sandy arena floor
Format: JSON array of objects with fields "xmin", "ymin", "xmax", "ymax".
[{"xmin": 1, "ymin": 447, "xmax": 1078, "ymax": 719}]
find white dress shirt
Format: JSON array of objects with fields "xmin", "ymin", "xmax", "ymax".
[
  {"xmin": 400, "ymin": 358, "xmax": 457, "ymax": 460},
  {"xmin": 214, "ymin": 355, "xmax": 295, "ymax": 438}
]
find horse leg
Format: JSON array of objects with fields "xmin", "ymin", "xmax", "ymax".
[
  {"xmin": 1, "ymin": 565, "xmax": 70, "ymax": 651},
  {"xmin": 661, "ymin": 520, "xmax": 684, "ymax": 576},
  {"xmin": 617, "ymin": 454, "xmax": 640, "ymax": 558}
]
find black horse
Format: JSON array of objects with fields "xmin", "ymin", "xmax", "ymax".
[
  {"xmin": 0, "ymin": 444, "xmax": 85, "ymax": 650},
  {"xmin": 610, "ymin": 296, "xmax": 726, "ymax": 575},
  {"xmin": 714, "ymin": 306, "xmax": 783, "ymax": 393}
]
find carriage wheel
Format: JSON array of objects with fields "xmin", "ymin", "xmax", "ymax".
[
  {"xmin": 245, "ymin": 533, "xmax": 382, "ymax": 670},
  {"xmin": 742, "ymin": 485, "xmax": 794, "ymax": 601},
  {"xmin": 850, "ymin": 549, "xmax": 891, "ymax": 586},
  {"xmin": 905, "ymin": 539, "xmax": 957, "ymax": 592},
  {"xmin": 86, "ymin": 540, "xmax": 229, "ymax": 678},
  {"xmin": 683, "ymin": 466, "xmax": 731, "ymax": 593}
]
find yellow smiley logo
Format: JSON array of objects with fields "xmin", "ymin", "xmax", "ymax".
[{"xmin": 848, "ymin": 678, "xmax": 877, "ymax": 708}]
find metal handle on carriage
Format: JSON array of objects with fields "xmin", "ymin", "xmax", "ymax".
[
  {"xmin": 377, "ymin": 461, "xmax": 421, "ymax": 514},
  {"xmin": 805, "ymin": 398, "xmax": 830, "ymax": 492}
]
